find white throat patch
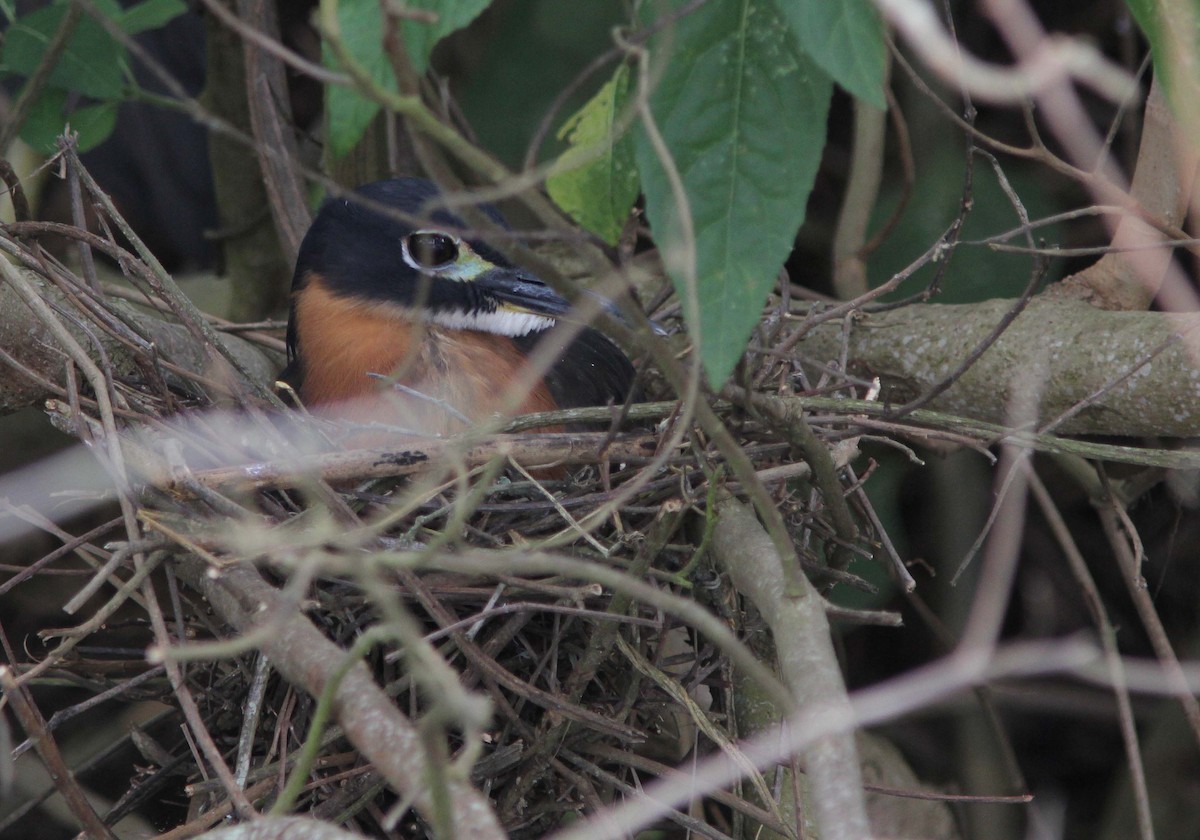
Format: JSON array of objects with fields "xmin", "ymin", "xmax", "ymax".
[{"xmin": 426, "ymin": 308, "xmax": 555, "ymax": 337}]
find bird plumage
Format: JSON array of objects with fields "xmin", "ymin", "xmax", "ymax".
[{"xmin": 278, "ymin": 178, "xmax": 636, "ymax": 436}]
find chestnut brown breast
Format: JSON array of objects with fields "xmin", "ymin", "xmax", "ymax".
[{"xmin": 292, "ymin": 277, "xmax": 559, "ymax": 436}]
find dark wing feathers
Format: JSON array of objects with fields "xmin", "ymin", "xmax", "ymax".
[{"xmin": 514, "ymin": 326, "xmax": 636, "ymax": 411}]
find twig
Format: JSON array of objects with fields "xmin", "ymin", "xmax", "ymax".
[
  {"xmin": 876, "ymin": 0, "xmax": 1137, "ymax": 104},
  {"xmin": 0, "ymin": 666, "xmax": 117, "ymax": 839},
  {"xmin": 0, "ymin": 3, "xmax": 84, "ymax": 153},
  {"xmin": 1028, "ymin": 473, "xmax": 1155, "ymax": 840},
  {"xmin": 177, "ymin": 557, "xmax": 508, "ymax": 838}
]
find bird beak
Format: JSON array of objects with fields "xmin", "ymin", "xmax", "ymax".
[
  {"xmin": 473, "ymin": 267, "xmax": 667, "ymax": 334},
  {"xmin": 472, "ymin": 267, "xmax": 572, "ymax": 317}
]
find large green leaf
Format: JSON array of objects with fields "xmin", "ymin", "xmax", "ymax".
[
  {"xmin": 1124, "ymin": 0, "xmax": 1200, "ymax": 106},
  {"xmin": 774, "ymin": 0, "xmax": 886, "ymax": 108},
  {"xmin": 1, "ymin": 2, "xmax": 125, "ymax": 100},
  {"xmin": 546, "ymin": 65, "xmax": 639, "ymax": 245},
  {"xmin": 400, "ymin": 0, "xmax": 493, "ymax": 74},
  {"xmin": 635, "ymin": 0, "xmax": 832, "ymax": 388},
  {"xmin": 323, "ymin": 0, "xmax": 395, "ymax": 159}
]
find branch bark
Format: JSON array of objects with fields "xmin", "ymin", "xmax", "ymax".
[
  {"xmin": 711, "ymin": 495, "xmax": 870, "ymax": 840},
  {"xmin": 794, "ymin": 297, "xmax": 1200, "ymax": 437},
  {"xmin": 0, "ymin": 269, "xmax": 276, "ymax": 415},
  {"xmin": 201, "ymin": 1, "xmax": 292, "ymax": 321},
  {"xmin": 1053, "ymin": 76, "xmax": 1200, "ymax": 310}
]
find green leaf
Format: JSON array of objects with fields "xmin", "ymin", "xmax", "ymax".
[
  {"xmin": 323, "ymin": 0, "xmax": 395, "ymax": 159},
  {"xmin": 18, "ymin": 87, "xmax": 119, "ymax": 154},
  {"xmin": 64, "ymin": 100, "xmax": 120, "ymax": 152},
  {"xmin": 119, "ymin": 0, "xmax": 187, "ymax": 35},
  {"xmin": 546, "ymin": 65, "xmax": 639, "ymax": 245},
  {"xmin": 1, "ymin": 3, "xmax": 125, "ymax": 100},
  {"xmin": 635, "ymin": 0, "xmax": 832, "ymax": 388},
  {"xmin": 1124, "ymin": 0, "xmax": 1200, "ymax": 106},
  {"xmin": 774, "ymin": 0, "xmax": 886, "ymax": 108},
  {"xmin": 322, "ymin": 0, "xmax": 495, "ymax": 157},
  {"xmin": 400, "ymin": 0, "xmax": 493, "ymax": 74}
]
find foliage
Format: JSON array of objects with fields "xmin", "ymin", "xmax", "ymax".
[
  {"xmin": 11, "ymin": 3, "xmax": 1198, "ymax": 839},
  {"xmin": 321, "ymin": 0, "xmax": 886, "ymax": 388},
  {"xmin": 322, "ymin": 0, "xmax": 492, "ymax": 158},
  {"xmin": 1124, "ymin": 0, "xmax": 1200, "ymax": 105},
  {"xmin": 0, "ymin": 0, "xmax": 186, "ymax": 152},
  {"xmin": 634, "ymin": 0, "xmax": 834, "ymax": 387},
  {"xmin": 545, "ymin": 65, "xmax": 639, "ymax": 247}
]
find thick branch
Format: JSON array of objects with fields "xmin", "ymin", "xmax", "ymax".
[
  {"xmin": 0, "ymin": 269, "xmax": 276, "ymax": 414},
  {"xmin": 1054, "ymin": 77, "xmax": 1200, "ymax": 310},
  {"xmin": 795, "ymin": 297, "xmax": 1200, "ymax": 437},
  {"xmin": 711, "ymin": 495, "xmax": 870, "ymax": 840}
]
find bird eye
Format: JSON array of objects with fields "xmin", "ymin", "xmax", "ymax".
[{"xmin": 404, "ymin": 231, "xmax": 459, "ymax": 269}]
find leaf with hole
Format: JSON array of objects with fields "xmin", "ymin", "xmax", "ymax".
[{"xmin": 547, "ymin": 65, "xmax": 639, "ymax": 246}]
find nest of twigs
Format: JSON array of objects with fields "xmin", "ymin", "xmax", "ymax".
[{"xmin": 1, "ymin": 155, "xmax": 967, "ymax": 840}]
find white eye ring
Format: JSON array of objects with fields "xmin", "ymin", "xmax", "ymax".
[{"xmin": 401, "ymin": 230, "xmax": 461, "ymax": 271}]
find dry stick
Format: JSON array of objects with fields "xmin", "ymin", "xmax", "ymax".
[
  {"xmin": 177, "ymin": 557, "xmax": 507, "ymax": 839},
  {"xmin": 552, "ymin": 634, "xmax": 1095, "ymax": 840},
  {"xmin": 562, "ymin": 747, "xmax": 738, "ymax": 840},
  {"xmin": 236, "ymin": 0, "xmax": 311, "ymax": 259},
  {"xmin": 0, "ymin": 255, "xmax": 171, "ymax": 739},
  {"xmin": 196, "ymin": 0, "xmax": 347, "ymax": 84},
  {"xmin": 1095, "ymin": 490, "xmax": 1200, "ymax": 746},
  {"xmin": 0, "ymin": 515, "xmax": 122, "ymax": 597},
  {"xmin": 154, "ymin": 432, "xmax": 661, "ymax": 495},
  {"xmin": 0, "ymin": 666, "xmax": 117, "ymax": 840},
  {"xmin": 890, "ymin": 151, "xmax": 1048, "ymax": 418},
  {"xmin": 140, "ymin": 553, "xmax": 260, "ymax": 820},
  {"xmin": 613, "ymin": 633, "xmax": 783, "ymax": 825},
  {"xmin": 739, "ymin": 389, "xmax": 860, "ymax": 574},
  {"xmin": 832, "ymin": 56, "xmax": 891, "ymax": 301},
  {"xmin": 149, "ymin": 776, "xmax": 280, "ymax": 840},
  {"xmin": 0, "ymin": 160, "xmax": 31, "ymax": 224},
  {"xmin": 496, "ymin": 499, "xmax": 687, "ymax": 815},
  {"xmin": 429, "ymin": 550, "xmax": 794, "ymax": 712},
  {"xmin": 2, "ymin": 222, "xmax": 285, "ymax": 357},
  {"xmin": 580, "ymin": 743, "xmax": 793, "ymax": 836},
  {"xmin": 977, "ymin": 0, "xmax": 1199, "ymax": 316},
  {"xmin": 235, "ymin": 653, "xmax": 274, "ymax": 790},
  {"xmin": 708, "ymin": 494, "xmax": 871, "ymax": 840},
  {"xmin": 1027, "ymin": 473, "xmax": 1155, "ymax": 840},
  {"xmin": 63, "ymin": 146, "xmax": 101, "ymax": 293},
  {"xmin": 194, "ymin": 816, "xmax": 368, "ymax": 840},
  {"xmin": 847, "ymin": 463, "xmax": 917, "ymax": 593},
  {"xmin": 389, "ymin": 566, "xmax": 640, "ymax": 741},
  {"xmin": 887, "ymin": 31, "xmax": 1195, "ymax": 261},
  {"xmin": 65, "ymin": 151, "xmax": 283, "ymax": 406},
  {"xmin": 0, "ymin": 249, "xmax": 262, "ymax": 822}
]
